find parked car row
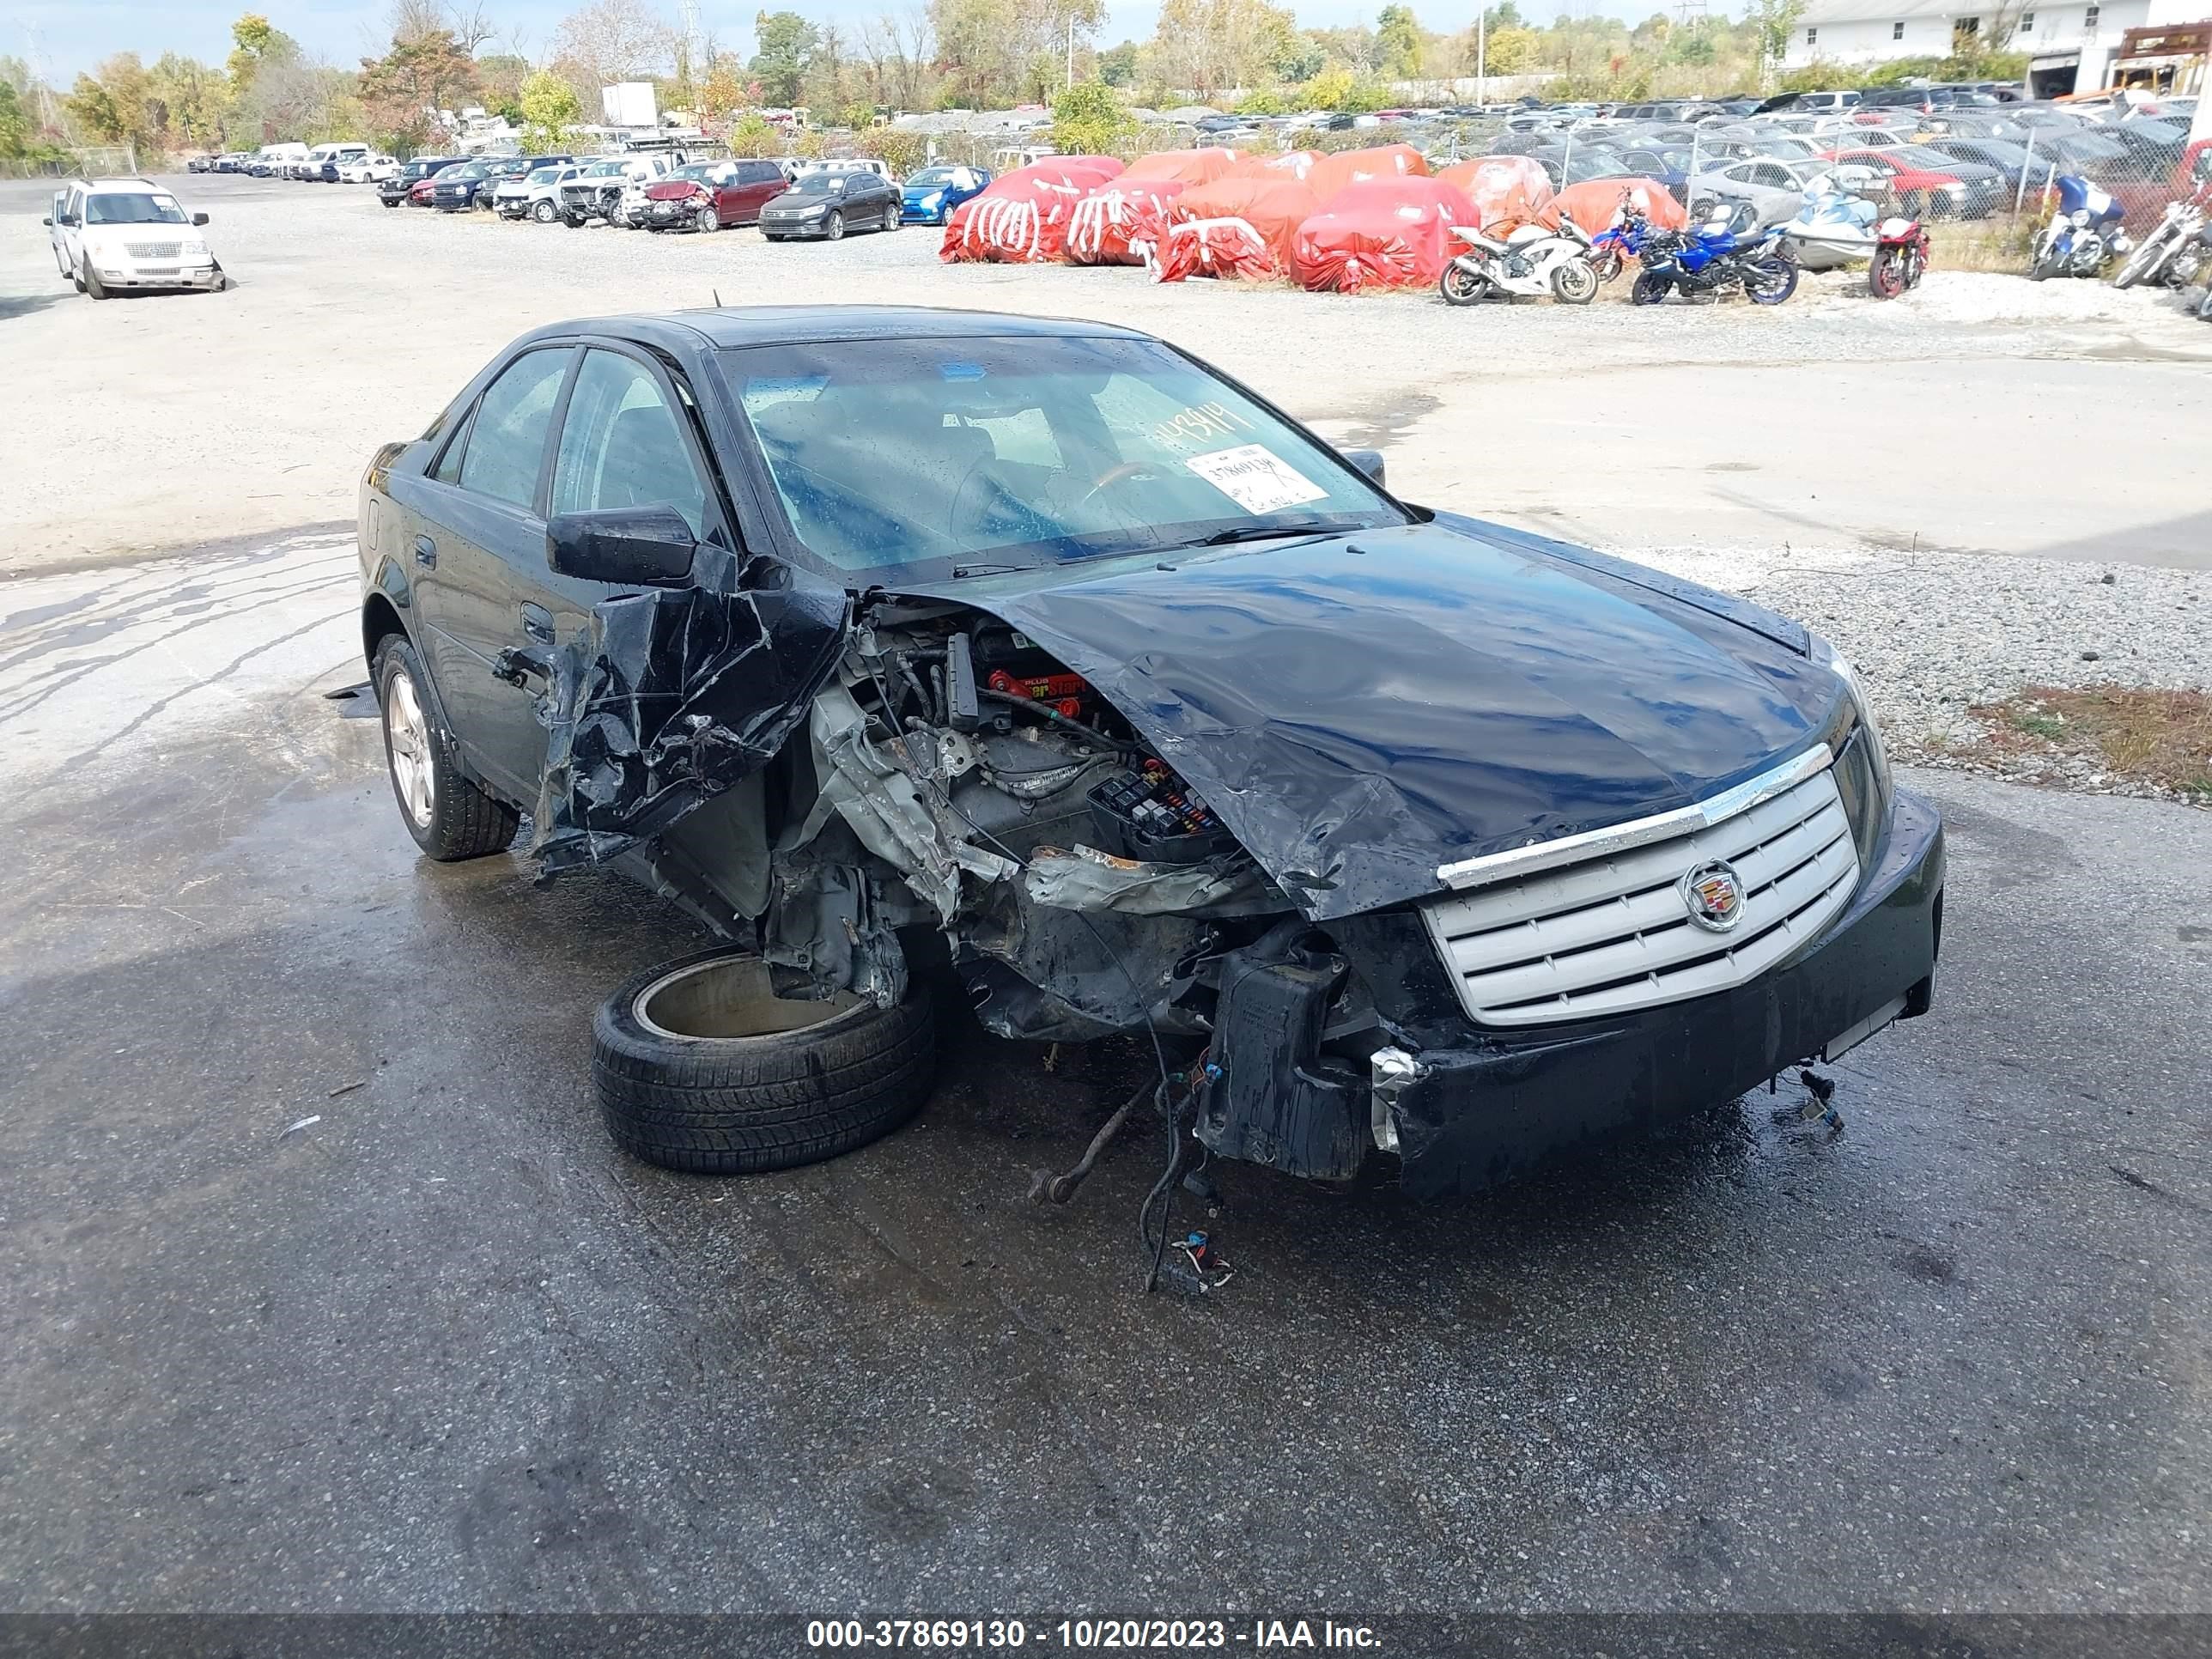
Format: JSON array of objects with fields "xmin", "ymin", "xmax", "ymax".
[{"xmin": 346, "ymin": 148, "xmax": 992, "ymax": 243}]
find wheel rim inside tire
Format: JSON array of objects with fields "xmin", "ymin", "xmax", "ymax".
[
  {"xmin": 384, "ymin": 669, "xmax": 434, "ymax": 827},
  {"xmin": 635, "ymin": 956, "xmax": 866, "ymax": 1042}
]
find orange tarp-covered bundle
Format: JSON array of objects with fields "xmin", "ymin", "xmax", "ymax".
[
  {"xmin": 1121, "ymin": 147, "xmax": 1244, "ymax": 186},
  {"xmin": 1540, "ymin": 177, "xmax": 1688, "ymax": 235},
  {"xmin": 1226, "ymin": 149, "xmax": 1321, "ymax": 185},
  {"xmin": 1153, "ymin": 217, "xmax": 1274, "ymax": 283},
  {"xmin": 1435, "ymin": 155, "xmax": 1554, "ymax": 231},
  {"xmin": 1162, "ymin": 176, "xmax": 1320, "ymax": 275},
  {"xmin": 1290, "ymin": 176, "xmax": 1478, "ymax": 292},
  {"xmin": 1305, "ymin": 143, "xmax": 1430, "ymax": 204},
  {"xmin": 939, "ymin": 157, "xmax": 1126, "ymax": 263},
  {"xmin": 1065, "ymin": 177, "xmax": 1188, "ymax": 265}
]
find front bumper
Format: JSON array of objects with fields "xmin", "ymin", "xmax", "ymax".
[
  {"xmin": 762, "ymin": 216, "xmax": 832, "ymax": 238},
  {"xmin": 93, "ymin": 263, "xmax": 222, "ymax": 290},
  {"xmin": 1371, "ymin": 787, "xmax": 1945, "ymax": 1197}
]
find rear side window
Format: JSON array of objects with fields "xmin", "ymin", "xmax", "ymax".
[
  {"xmin": 549, "ymin": 349, "xmax": 710, "ymax": 535},
  {"xmin": 450, "ymin": 349, "xmax": 572, "ymax": 510}
]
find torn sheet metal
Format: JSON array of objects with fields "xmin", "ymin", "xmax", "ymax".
[
  {"xmin": 799, "ymin": 684, "xmax": 1018, "ymax": 924},
  {"xmin": 1021, "ymin": 845, "xmax": 1288, "ymax": 917},
  {"xmin": 900, "ymin": 519, "xmax": 1846, "ymax": 921},
  {"xmin": 529, "ymin": 548, "xmax": 848, "ymax": 877}
]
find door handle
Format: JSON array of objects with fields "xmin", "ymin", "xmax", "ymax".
[
  {"xmin": 413, "ymin": 534, "xmax": 437, "ymax": 568},
  {"xmin": 520, "ymin": 604, "xmax": 555, "ymax": 646}
]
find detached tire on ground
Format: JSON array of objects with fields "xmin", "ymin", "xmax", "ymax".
[{"xmin": 592, "ymin": 951, "xmax": 935, "ymax": 1175}]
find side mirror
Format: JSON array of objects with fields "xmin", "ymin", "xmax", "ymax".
[
  {"xmin": 1342, "ymin": 447, "xmax": 1387, "ymax": 489},
  {"xmin": 192, "ymin": 212, "xmax": 210, "ymax": 226},
  {"xmin": 547, "ymin": 507, "xmax": 697, "ymax": 586}
]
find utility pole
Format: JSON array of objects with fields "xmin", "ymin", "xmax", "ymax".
[
  {"xmin": 1067, "ymin": 17, "xmax": 1076, "ymax": 88},
  {"xmin": 1476, "ymin": 7, "xmax": 1486, "ymax": 104}
]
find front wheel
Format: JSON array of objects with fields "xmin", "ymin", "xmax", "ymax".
[
  {"xmin": 824, "ymin": 210, "xmax": 845, "ymax": 241},
  {"xmin": 532, "ymin": 199, "xmax": 557, "ymax": 223},
  {"xmin": 2112, "ymin": 232, "xmax": 2166, "ymax": 290},
  {"xmin": 1550, "ymin": 259, "xmax": 1598, "ymax": 305},
  {"xmin": 82, "ymin": 258, "xmax": 108, "ymax": 301},
  {"xmin": 1745, "ymin": 257, "xmax": 1799, "ymax": 305},
  {"xmin": 1589, "ymin": 246, "xmax": 1624, "ymax": 284},
  {"xmin": 1439, "ymin": 263, "xmax": 1488, "ymax": 305},
  {"xmin": 592, "ymin": 951, "xmax": 936, "ymax": 1175},
  {"xmin": 695, "ymin": 204, "xmax": 718, "ymax": 233},
  {"xmin": 1631, "ymin": 269, "xmax": 1671, "ymax": 305},
  {"xmin": 881, "ymin": 203, "xmax": 900, "ymax": 233},
  {"xmin": 1869, "ymin": 246, "xmax": 1908, "ymax": 299},
  {"xmin": 373, "ymin": 635, "xmax": 519, "ymax": 861}
]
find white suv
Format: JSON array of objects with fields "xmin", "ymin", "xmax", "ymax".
[{"xmin": 46, "ymin": 179, "xmax": 227, "ymax": 298}]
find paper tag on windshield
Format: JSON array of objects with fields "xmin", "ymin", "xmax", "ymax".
[{"xmin": 1184, "ymin": 445, "xmax": 1329, "ymax": 515}]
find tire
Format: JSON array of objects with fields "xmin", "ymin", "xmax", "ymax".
[
  {"xmin": 82, "ymin": 258, "xmax": 108, "ymax": 301},
  {"xmin": 1631, "ymin": 269, "xmax": 1671, "ymax": 305},
  {"xmin": 1550, "ymin": 259, "xmax": 1598, "ymax": 304},
  {"xmin": 881, "ymin": 203, "xmax": 900, "ymax": 233},
  {"xmin": 373, "ymin": 635, "xmax": 519, "ymax": 861},
  {"xmin": 563, "ymin": 213, "xmax": 586, "ymax": 228},
  {"xmin": 1590, "ymin": 247, "xmax": 1623, "ymax": 284},
  {"xmin": 2112, "ymin": 232, "xmax": 2166, "ymax": 290},
  {"xmin": 532, "ymin": 199, "xmax": 557, "ymax": 223},
  {"xmin": 382, "ymin": 198, "xmax": 400, "ymax": 209},
  {"xmin": 592, "ymin": 951, "xmax": 936, "ymax": 1175},
  {"xmin": 1745, "ymin": 256, "xmax": 1799, "ymax": 305},
  {"xmin": 1869, "ymin": 246, "xmax": 1907, "ymax": 299},
  {"xmin": 824, "ymin": 210, "xmax": 845, "ymax": 241},
  {"xmin": 1439, "ymin": 263, "xmax": 1487, "ymax": 305}
]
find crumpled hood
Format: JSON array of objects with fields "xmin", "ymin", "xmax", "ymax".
[{"xmin": 911, "ymin": 518, "xmax": 1848, "ymax": 921}]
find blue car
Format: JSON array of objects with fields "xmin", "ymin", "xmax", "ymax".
[{"xmin": 900, "ymin": 164, "xmax": 993, "ymax": 224}]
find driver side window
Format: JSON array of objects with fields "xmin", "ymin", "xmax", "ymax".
[{"xmin": 549, "ymin": 349, "xmax": 710, "ymax": 536}]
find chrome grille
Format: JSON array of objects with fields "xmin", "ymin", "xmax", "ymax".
[
  {"xmin": 1421, "ymin": 760, "xmax": 1859, "ymax": 1026},
  {"xmin": 125, "ymin": 241, "xmax": 181, "ymax": 258}
]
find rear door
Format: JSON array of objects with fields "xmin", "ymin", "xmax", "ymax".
[
  {"xmin": 732, "ymin": 161, "xmax": 782, "ymax": 222},
  {"xmin": 396, "ymin": 345, "xmax": 578, "ymax": 799}
]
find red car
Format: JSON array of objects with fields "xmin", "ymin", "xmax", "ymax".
[
  {"xmin": 408, "ymin": 175, "xmax": 441, "ymax": 207},
  {"xmin": 1826, "ymin": 147, "xmax": 1975, "ymax": 218},
  {"xmin": 641, "ymin": 160, "xmax": 788, "ymax": 232}
]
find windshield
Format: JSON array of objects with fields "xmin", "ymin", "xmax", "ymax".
[
  {"xmin": 727, "ymin": 335, "xmax": 1407, "ymax": 583},
  {"xmin": 582, "ymin": 161, "xmax": 623, "ymax": 177},
  {"xmin": 907, "ymin": 167, "xmax": 961, "ymax": 186},
  {"xmin": 526, "ymin": 167, "xmax": 560, "ymax": 184},
  {"xmin": 671, "ymin": 163, "xmax": 723, "ymax": 182},
  {"xmin": 449, "ymin": 163, "xmax": 488, "ymax": 180},
  {"xmin": 789, "ymin": 173, "xmax": 848, "ymax": 195},
  {"xmin": 86, "ymin": 192, "xmax": 189, "ymax": 226}
]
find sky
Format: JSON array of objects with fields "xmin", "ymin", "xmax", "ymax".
[{"xmin": 15, "ymin": 0, "xmax": 1668, "ymax": 85}]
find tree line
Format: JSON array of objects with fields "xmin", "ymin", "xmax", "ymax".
[{"xmin": 1, "ymin": 0, "xmax": 2031, "ymax": 167}]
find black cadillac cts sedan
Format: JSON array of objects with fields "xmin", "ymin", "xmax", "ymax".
[{"xmin": 356, "ymin": 306, "xmax": 1942, "ymax": 1197}]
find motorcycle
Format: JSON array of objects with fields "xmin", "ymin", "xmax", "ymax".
[
  {"xmin": 1868, "ymin": 215, "xmax": 1929, "ymax": 300},
  {"xmin": 1440, "ymin": 209, "xmax": 1601, "ymax": 306},
  {"xmin": 1631, "ymin": 200, "xmax": 1800, "ymax": 306},
  {"xmin": 2028, "ymin": 175, "xmax": 2134, "ymax": 281},
  {"xmin": 2112, "ymin": 190, "xmax": 2209, "ymax": 290},
  {"xmin": 1587, "ymin": 202, "xmax": 1654, "ymax": 285}
]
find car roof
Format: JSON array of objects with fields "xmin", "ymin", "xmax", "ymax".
[
  {"xmin": 514, "ymin": 305, "xmax": 1154, "ymax": 353},
  {"xmin": 78, "ymin": 177, "xmax": 168, "ymax": 193}
]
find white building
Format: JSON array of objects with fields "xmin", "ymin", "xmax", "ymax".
[{"xmin": 1783, "ymin": 0, "xmax": 2200, "ymax": 94}]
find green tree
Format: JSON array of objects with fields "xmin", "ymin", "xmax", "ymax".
[
  {"xmin": 1481, "ymin": 24, "xmax": 1537, "ymax": 74},
  {"xmin": 519, "ymin": 69, "xmax": 583, "ymax": 149},
  {"xmin": 227, "ymin": 14, "xmax": 280, "ymax": 96},
  {"xmin": 151, "ymin": 52, "xmax": 229, "ymax": 145},
  {"xmin": 0, "ymin": 76, "xmax": 27, "ymax": 156},
  {"xmin": 1374, "ymin": 3, "xmax": 1422, "ymax": 77},
  {"xmin": 750, "ymin": 9, "xmax": 819, "ymax": 106},
  {"xmin": 358, "ymin": 28, "xmax": 480, "ymax": 149},
  {"xmin": 1745, "ymin": 0, "xmax": 1805, "ymax": 82},
  {"xmin": 1049, "ymin": 77, "xmax": 1133, "ymax": 153},
  {"xmin": 1097, "ymin": 40, "xmax": 1139, "ymax": 84}
]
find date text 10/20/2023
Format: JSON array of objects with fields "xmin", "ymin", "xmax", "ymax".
[{"xmin": 805, "ymin": 1620, "xmax": 1383, "ymax": 1650}]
